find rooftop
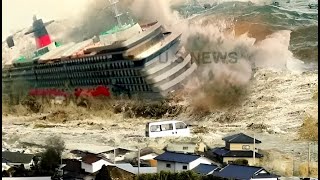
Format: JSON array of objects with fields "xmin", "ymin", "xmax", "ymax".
[
  {"xmin": 2, "ymin": 151, "xmax": 34, "ymax": 164},
  {"xmin": 81, "ymin": 154, "xmax": 102, "ymax": 164},
  {"xmin": 212, "ymin": 147, "xmax": 263, "ymax": 158},
  {"xmin": 192, "ymin": 164, "xmax": 219, "ymax": 175},
  {"xmin": 214, "ymin": 164, "xmax": 279, "ymax": 180},
  {"xmin": 114, "ymin": 164, "xmax": 157, "ymax": 174},
  {"xmin": 222, "ymin": 133, "xmax": 262, "ymax": 144},
  {"xmin": 154, "ymin": 151, "xmax": 200, "ymax": 163}
]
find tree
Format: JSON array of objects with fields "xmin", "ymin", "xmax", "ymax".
[
  {"xmin": 233, "ymin": 159, "xmax": 249, "ymax": 166},
  {"xmin": 2, "ymin": 170, "xmax": 10, "ymax": 177},
  {"xmin": 40, "ymin": 136, "xmax": 65, "ymax": 175},
  {"xmin": 95, "ymin": 165, "xmax": 112, "ymax": 180},
  {"xmin": 12, "ymin": 164, "xmax": 27, "ymax": 177}
]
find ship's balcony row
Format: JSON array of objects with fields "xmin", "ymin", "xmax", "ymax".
[
  {"xmin": 2, "ymin": 76, "xmax": 37, "ymax": 82},
  {"xmin": 36, "ymin": 80, "xmax": 153, "ymax": 92},
  {"xmin": 37, "ymin": 53, "xmax": 124, "ymax": 68},
  {"xmin": 34, "ymin": 60, "xmax": 136, "ymax": 75},
  {"xmin": 36, "ymin": 76, "xmax": 147, "ymax": 86},
  {"xmin": 5, "ymin": 71, "xmax": 34, "ymax": 77},
  {"xmin": 36, "ymin": 68, "xmax": 141, "ymax": 80}
]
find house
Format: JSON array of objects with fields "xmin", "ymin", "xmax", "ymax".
[
  {"xmin": 71, "ymin": 145, "xmax": 136, "ymax": 163},
  {"xmin": 100, "ymin": 147, "xmax": 136, "ymax": 162},
  {"xmin": 165, "ymin": 141, "xmax": 208, "ymax": 154},
  {"xmin": 154, "ymin": 151, "xmax": 216, "ymax": 173},
  {"xmin": 60, "ymin": 158, "xmax": 102, "ymax": 180},
  {"xmin": 2, "ymin": 158, "xmax": 11, "ymax": 171},
  {"xmin": 95, "ymin": 165, "xmax": 136, "ymax": 180},
  {"xmin": 115, "ymin": 163, "xmax": 157, "ymax": 174},
  {"xmin": 192, "ymin": 163, "xmax": 220, "ymax": 175},
  {"xmin": 71, "ymin": 145, "xmax": 137, "ymax": 162},
  {"xmin": 2, "ymin": 151, "xmax": 35, "ymax": 169},
  {"xmin": 80, "ymin": 154, "xmax": 113, "ymax": 173},
  {"xmin": 137, "ymin": 147, "xmax": 164, "ymax": 167},
  {"xmin": 61, "ymin": 159, "xmax": 86, "ymax": 180},
  {"xmin": 211, "ymin": 133, "xmax": 263, "ymax": 165},
  {"xmin": 213, "ymin": 164, "xmax": 280, "ymax": 180}
]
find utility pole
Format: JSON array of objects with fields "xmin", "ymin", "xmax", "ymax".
[
  {"xmin": 114, "ymin": 138, "xmax": 116, "ymax": 164},
  {"xmin": 253, "ymin": 133, "xmax": 256, "ymax": 165},
  {"xmin": 308, "ymin": 142, "xmax": 311, "ymax": 177},
  {"xmin": 137, "ymin": 147, "xmax": 140, "ymax": 176}
]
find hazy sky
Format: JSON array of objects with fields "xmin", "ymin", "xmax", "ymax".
[{"xmin": 2, "ymin": 0, "xmax": 90, "ymax": 41}]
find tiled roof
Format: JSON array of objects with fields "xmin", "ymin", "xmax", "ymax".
[
  {"xmin": 212, "ymin": 147, "xmax": 263, "ymax": 158},
  {"xmin": 215, "ymin": 164, "xmax": 262, "ymax": 179},
  {"xmin": 81, "ymin": 154, "xmax": 102, "ymax": 164},
  {"xmin": 211, "ymin": 147, "xmax": 230, "ymax": 156},
  {"xmin": 2, "ymin": 151, "xmax": 34, "ymax": 164},
  {"xmin": 222, "ymin": 133, "xmax": 261, "ymax": 144},
  {"xmin": 215, "ymin": 164, "xmax": 279, "ymax": 180},
  {"xmin": 192, "ymin": 164, "xmax": 219, "ymax": 175},
  {"xmin": 154, "ymin": 151, "xmax": 200, "ymax": 163}
]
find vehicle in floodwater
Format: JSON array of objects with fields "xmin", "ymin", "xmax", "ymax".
[{"xmin": 145, "ymin": 120, "xmax": 191, "ymax": 138}]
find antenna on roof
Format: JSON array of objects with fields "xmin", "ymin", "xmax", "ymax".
[{"xmin": 109, "ymin": 0, "xmax": 123, "ymax": 27}]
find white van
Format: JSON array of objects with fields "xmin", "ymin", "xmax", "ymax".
[{"xmin": 145, "ymin": 120, "xmax": 191, "ymax": 137}]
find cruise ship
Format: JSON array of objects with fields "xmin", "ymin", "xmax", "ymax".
[{"xmin": 2, "ymin": 0, "xmax": 197, "ymax": 101}]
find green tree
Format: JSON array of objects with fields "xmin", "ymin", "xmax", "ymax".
[{"xmin": 40, "ymin": 136, "xmax": 65, "ymax": 175}]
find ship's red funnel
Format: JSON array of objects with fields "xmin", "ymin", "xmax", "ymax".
[
  {"xmin": 25, "ymin": 15, "xmax": 54, "ymax": 49},
  {"xmin": 36, "ymin": 34, "xmax": 51, "ymax": 48}
]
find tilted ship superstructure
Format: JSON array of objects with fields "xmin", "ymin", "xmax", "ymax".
[{"xmin": 2, "ymin": 0, "xmax": 197, "ymax": 100}]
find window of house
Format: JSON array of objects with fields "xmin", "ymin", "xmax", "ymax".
[
  {"xmin": 166, "ymin": 164, "xmax": 171, "ymax": 168},
  {"xmin": 175, "ymin": 122, "xmax": 187, "ymax": 129},
  {"xmin": 242, "ymin": 145, "xmax": 250, "ymax": 150},
  {"xmin": 161, "ymin": 124, "xmax": 173, "ymax": 131},
  {"xmin": 182, "ymin": 165, "xmax": 187, "ymax": 170},
  {"xmin": 183, "ymin": 146, "xmax": 188, "ymax": 150}
]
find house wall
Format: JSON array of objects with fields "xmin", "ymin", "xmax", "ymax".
[
  {"xmin": 189, "ymin": 157, "xmax": 214, "ymax": 170},
  {"xmin": 157, "ymin": 157, "xmax": 214, "ymax": 173},
  {"xmin": 149, "ymin": 159, "xmax": 157, "ymax": 167},
  {"xmin": 225, "ymin": 142, "xmax": 230, "ymax": 150},
  {"xmin": 166, "ymin": 144, "xmax": 196, "ymax": 153},
  {"xmin": 81, "ymin": 162, "xmax": 93, "ymax": 173},
  {"xmin": 229, "ymin": 143, "xmax": 257, "ymax": 151},
  {"xmin": 92, "ymin": 160, "xmax": 112, "ymax": 173},
  {"xmin": 81, "ymin": 159, "xmax": 112, "ymax": 173},
  {"xmin": 157, "ymin": 161, "xmax": 175, "ymax": 173},
  {"xmin": 197, "ymin": 142, "xmax": 207, "ymax": 152},
  {"xmin": 7, "ymin": 162, "xmax": 33, "ymax": 170},
  {"xmin": 223, "ymin": 157, "xmax": 260, "ymax": 166},
  {"xmin": 174, "ymin": 162, "xmax": 189, "ymax": 172},
  {"xmin": 140, "ymin": 153, "xmax": 158, "ymax": 160}
]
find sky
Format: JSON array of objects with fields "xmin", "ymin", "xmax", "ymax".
[{"xmin": 2, "ymin": 0, "xmax": 90, "ymax": 41}]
